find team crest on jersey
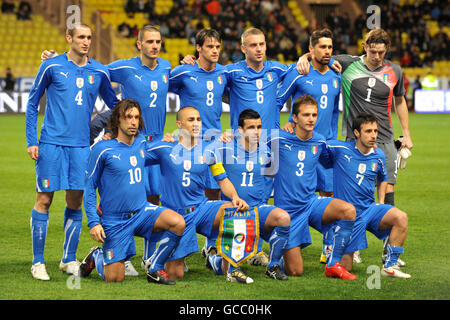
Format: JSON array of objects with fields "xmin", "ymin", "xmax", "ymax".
[
  {"xmin": 383, "ymin": 73, "xmax": 389, "ymax": 83},
  {"xmin": 311, "ymin": 146, "xmax": 318, "ymax": 155},
  {"xmin": 266, "ymin": 73, "xmax": 273, "ymax": 82},
  {"xmin": 217, "ymin": 75, "xmax": 223, "ymax": 84},
  {"xmin": 87, "ymin": 75, "xmax": 94, "ymax": 84},
  {"xmin": 140, "ymin": 149, "xmax": 145, "ymax": 158},
  {"xmin": 76, "ymin": 78, "xmax": 84, "ymax": 88},
  {"xmin": 256, "ymin": 79, "xmax": 263, "ymax": 89},
  {"xmin": 246, "ymin": 161, "xmax": 254, "ymax": 172},
  {"xmin": 368, "ymin": 77, "xmax": 376, "ymax": 88},
  {"xmin": 358, "ymin": 163, "xmax": 366, "ymax": 174},
  {"xmin": 371, "ymin": 162, "xmax": 377, "ymax": 171},
  {"xmin": 321, "ymin": 84, "xmax": 328, "ymax": 94},
  {"xmin": 258, "ymin": 156, "xmax": 265, "ymax": 165},
  {"xmin": 198, "ymin": 155, "xmax": 205, "ymax": 164},
  {"xmin": 333, "ymin": 79, "xmax": 339, "ymax": 88},
  {"xmin": 162, "ymin": 74, "xmax": 168, "ymax": 83},
  {"xmin": 298, "ymin": 150, "xmax": 306, "ymax": 161},
  {"xmin": 183, "ymin": 160, "xmax": 191, "ymax": 171},
  {"xmin": 130, "ymin": 156, "xmax": 137, "ymax": 167},
  {"xmin": 207, "ymin": 80, "xmax": 214, "ymax": 91},
  {"xmin": 151, "ymin": 81, "xmax": 158, "ymax": 91}
]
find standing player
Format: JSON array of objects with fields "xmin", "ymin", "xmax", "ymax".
[
  {"xmin": 297, "ymin": 29, "xmax": 413, "ymax": 265},
  {"xmin": 26, "ymin": 24, "xmax": 119, "ymax": 281},
  {"xmin": 145, "ymin": 107, "xmax": 252, "ymax": 283},
  {"xmin": 277, "ymin": 29, "xmax": 340, "ymax": 263},
  {"xmin": 271, "ymin": 95, "xmax": 357, "ymax": 280},
  {"xmin": 79, "ymin": 99, "xmax": 185, "ymax": 284},
  {"xmin": 327, "ymin": 114, "xmax": 410, "ymax": 278},
  {"xmin": 206, "ymin": 109, "xmax": 290, "ymax": 280}
]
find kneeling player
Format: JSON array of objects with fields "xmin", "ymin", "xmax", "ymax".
[
  {"xmin": 79, "ymin": 99, "xmax": 185, "ymax": 284},
  {"xmin": 205, "ymin": 109, "xmax": 291, "ymax": 280},
  {"xmin": 272, "ymin": 95, "xmax": 357, "ymax": 280},
  {"xmin": 327, "ymin": 114, "xmax": 410, "ymax": 278}
]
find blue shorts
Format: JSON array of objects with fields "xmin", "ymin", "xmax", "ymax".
[
  {"xmin": 316, "ymin": 163, "xmax": 333, "ymax": 193},
  {"xmin": 145, "ymin": 163, "xmax": 162, "ymax": 196},
  {"xmin": 101, "ymin": 203, "xmax": 165, "ymax": 265},
  {"xmin": 285, "ymin": 196, "xmax": 334, "ymax": 250},
  {"xmin": 345, "ymin": 203, "xmax": 393, "ymax": 254},
  {"xmin": 152, "ymin": 200, "xmax": 226, "ymax": 261},
  {"xmin": 35, "ymin": 143, "xmax": 89, "ymax": 192},
  {"xmin": 255, "ymin": 204, "xmax": 276, "ymax": 242}
]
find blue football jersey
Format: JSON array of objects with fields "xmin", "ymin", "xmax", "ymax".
[
  {"xmin": 277, "ymin": 63, "xmax": 341, "ymax": 140},
  {"xmin": 270, "ymin": 130, "xmax": 329, "ymax": 211},
  {"xmin": 108, "ymin": 57, "xmax": 171, "ymax": 137},
  {"xmin": 169, "ymin": 63, "xmax": 228, "ymax": 139},
  {"xmin": 326, "ymin": 140, "xmax": 388, "ymax": 214},
  {"xmin": 83, "ymin": 135, "xmax": 148, "ymax": 228},
  {"xmin": 209, "ymin": 136, "xmax": 271, "ymax": 207},
  {"xmin": 26, "ymin": 54, "xmax": 119, "ymax": 147},
  {"xmin": 146, "ymin": 140, "xmax": 227, "ymax": 210},
  {"xmin": 225, "ymin": 60, "xmax": 292, "ymax": 130}
]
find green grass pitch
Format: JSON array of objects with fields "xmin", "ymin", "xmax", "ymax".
[{"xmin": 0, "ymin": 112, "xmax": 449, "ymax": 301}]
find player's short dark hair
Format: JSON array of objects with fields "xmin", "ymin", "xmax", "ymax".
[
  {"xmin": 65, "ymin": 23, "xmax": 91, "ymax": 37},
  {"xmin": 310, "ymin": 28, "xmax": 333, "ymax": 47},
  {"xmin": 364, "ymin": 28, "xmax": 391, "ymax": 50},
  {"xmin": 238, "ymin": 109, "xmax": 261, "ymax": 128},
  {"xmin": 195, "ymin": 28, "xmax": 221, "ymax": 47},
  {"xmin": 292, "ymin": 95, "xmax": 318, "ymax": 116},
  {"xmin": 108, "ymin": 99, "xmax": 144, "ymax": 137},
  {"xmin": 352, "ymin": 113, "xmax": 378, "ymax": 132},
  {"xmin": 138, "ymin": 25, "xmax": 161, "ymax": 42}
]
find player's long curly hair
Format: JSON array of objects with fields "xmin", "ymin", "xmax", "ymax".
[{"xmin": 108, "ymin": 99, "xmax": 144, "ymax": 138}]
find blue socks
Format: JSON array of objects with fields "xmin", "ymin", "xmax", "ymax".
[
  {"xmin": 328, "ymin": 219, "xmax": 354, "ymax": 267},
  {"xmin": 268, "ymin": 225, "xmax": 289, "ymax": 269},
  {"xmin": 148, "ymin": 230, "xmax": 182, "ymax": 273},
  {"xmin": 62, "ymin": 207, "xmax": 82, "ymax": 263},
  {"xmin": 31, "ymin": 209, "xmax": 49, "ymax": 265},
  {"xmin": 143, "ymin": 239, "xmax": 157, "ymax": 261},
  {"xmin": 384, "ymin": 244, "xmax": 404, "ymax": 268}
]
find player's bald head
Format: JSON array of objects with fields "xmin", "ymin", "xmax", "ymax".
[{"xmin": 176, "ymin": 106, "xmax": 200, "ymax": 121}]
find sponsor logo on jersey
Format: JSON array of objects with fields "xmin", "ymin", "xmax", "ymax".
[
  {"xmin": 183, "ymin": 159, "xmax": 191, "ymax": 171},
  {"xmin": 76, "ymin": 77, "xmax": 84, "ymax": 88},
  {"xmin": 130, "ymin": 156, "xmax": 137, "ymax": 167},
  {"xmin": 256, "ymin": 79, "xmax": 263, "ymax": 89},
  {"xmin": 358, "ymin": 163, "xmax": 366, "ymax": 174},
  {"xmin": 207, "ymin": 80, "xmax": 214, "ymax": 91},
  {"xmin": 298, "ymin": 150, "xmax": 306, "ymax": 161},
  {"xmin": 246, "ymin": 160, "xmax": 254, "ymax": 172}
]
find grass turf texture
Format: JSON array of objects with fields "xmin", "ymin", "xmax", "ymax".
[{"xmin": 0, "ymin": 112, "xmax": 449, "ymax": 300}]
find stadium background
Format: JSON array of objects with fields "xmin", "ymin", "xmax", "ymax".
[{"xmin": 0, "ymin": 0, "xmax": 448, "ymax": 113}]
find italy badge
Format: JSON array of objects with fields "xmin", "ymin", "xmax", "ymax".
[{"xmin": 217, "ymin": 206, "xmax": 260, "ymax": 267}]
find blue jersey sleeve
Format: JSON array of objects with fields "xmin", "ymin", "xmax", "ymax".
[
  {"xmin": 205, "ymin": 141, "xmax": 228, "ymax": 182},
  {"xmin": 168, "ymin": 65, "xmax": 186, "ymax": 94},
  {"xmin": 25, "ymin": 61, "xmax": 53, "ymax": 147},
  {"xmin": 98, "ymin": 68, "xmax": 119, "ymax": 109},
  {"xmin": 83, "ymin": 143, "xmax": 106, "ymax": 229},
  {"xmin": 277, "ymin": 68, "xmax": 303, "ymax": 115},
  {"xmin": 376, "ymin": 149, "xmax": 389, "ymax": 183}
]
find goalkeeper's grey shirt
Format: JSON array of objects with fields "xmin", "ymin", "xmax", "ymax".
[{"xmin": 334, "ymin": 55, "xmax": 405, "ymax": 143}]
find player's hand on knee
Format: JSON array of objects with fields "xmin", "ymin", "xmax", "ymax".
[
  {"xmin": 180, "ymin": 54, "xmax": 196, "ymax": 65},
  {"xmin": 233, "ymin": 198, "xmax": 249, "ymax": 212},
  {"xmin": 281, "ymin": 122, "xmax": 295, "ymax": 133},
  {"xmin": 90, "ymin": 224, "xmax": 106, "ymax": 243},
  {"xmin": 27, "ymin": 146, "xmax": 39, "ymax": 160},
  {"xmin": 41, "ymin": 49, "xmax": 56, "ymax": 62}
]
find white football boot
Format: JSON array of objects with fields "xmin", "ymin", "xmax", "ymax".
[
  {"xmin": 31, "ymin": 262, "xmax": 50, "ymax": 281},
  {"xmin": 59, "ymin": 260, "xmax": 81, "ymax": 275}
]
